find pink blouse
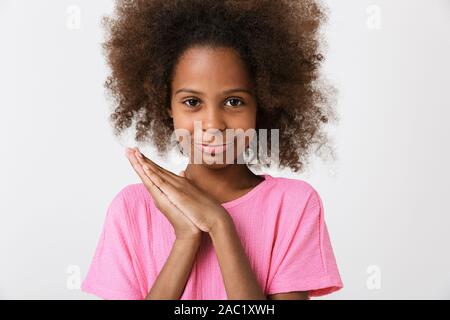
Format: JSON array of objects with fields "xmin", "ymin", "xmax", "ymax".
[{"xmin": 82, "ymin": 174, "xmax": 344, "ymax": 299}]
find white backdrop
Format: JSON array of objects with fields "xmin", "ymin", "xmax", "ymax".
[{"xmin": 1, "ymin": 0, "xmax": 449, "ymax": 299}]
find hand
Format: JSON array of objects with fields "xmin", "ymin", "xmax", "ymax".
[
  {"xmin": 132, "ymin": 147, "xmax": 229, "ymax": 233},
  {"xmin": 125, "ymin": 147, "xmax": 202, "ymax": 241}
]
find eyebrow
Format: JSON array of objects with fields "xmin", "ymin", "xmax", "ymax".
[{"xmin": 174, "ymin": 88, "xmax": 253, "ymax": 96}]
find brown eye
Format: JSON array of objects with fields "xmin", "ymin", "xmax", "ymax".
[
  {"xmin": 183, "ymin": 98, "xmax": 200, "ymax": 108},
  {"xmin": 225, "ymin": 98, "xmax": 244, "ymax": 108}
]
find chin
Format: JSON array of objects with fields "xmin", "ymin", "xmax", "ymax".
[
  {"xmin": 200, "ymin": 162, "xmax": 230, "ymax": 169},
  {"xmin": 191, "ymin": 152, "xmax": 235, "ymax": 167}
]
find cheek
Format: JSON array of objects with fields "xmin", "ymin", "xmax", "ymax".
[
  {"xmin": 171, "ymin": 110, "xmax": 195, "ymax": 132},
  {"xmin": 171, "ymin": 111, "xmax": 196, "ymax": 154},
  {"xmin": 228, "ymin": 110, "xmax": 257, "ymax": 131}
]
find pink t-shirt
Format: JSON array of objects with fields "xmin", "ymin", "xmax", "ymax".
[{"xmin": 81, "ymin": 174, "xmax": 344, "ymax": 299}]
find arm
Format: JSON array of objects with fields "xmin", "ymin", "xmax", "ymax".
[
  {"xmin": 146, "ymin": 237, "xmax": 201, "ymax": 299},
  {"xmin": 129, "ymin": 150, "xmax": 311, "ymax": 300},
  {"xmin": 210, "ymin": 217, "xmax": 309, "ymax": 300},
  {"xmin": 209, "ymin": 216, "xmax": 267, "ymax": 300},
  {"xmin": 126, "ymin": 148, "xmax": 203, "ymax": 300},
  {"xmin": 267, "ymin": 291, "xmax": 309, "ymax": 300}
]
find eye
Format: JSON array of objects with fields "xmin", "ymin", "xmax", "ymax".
[
  {"xmin": 225, "ymin": 98, "xmax": 244, "ymax": 108},
  {"xmin": 182, "ymin": 98, "xmax": 200, "ymax": 108}
]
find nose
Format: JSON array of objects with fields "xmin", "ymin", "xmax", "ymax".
[{"xmin": 202, "ymin": 106, "xmax": 226, "ymax": 140}]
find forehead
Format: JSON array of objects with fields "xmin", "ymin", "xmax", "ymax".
[{"xmin": 171, "ymin": 46, "xmax": 253, "ymax": 91}]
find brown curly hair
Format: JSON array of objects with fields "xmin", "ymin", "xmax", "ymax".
[{"xmin": 101, "ymin": 0, "xmax": 338, "ymax": 172}]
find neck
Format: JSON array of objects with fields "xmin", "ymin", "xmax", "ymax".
[{"xmin": 184, "ymin": 163, "xmax": 261, "ymax": 196}]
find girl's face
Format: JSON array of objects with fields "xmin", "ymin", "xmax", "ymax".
[{"xmin": 169, "ymin": 46, "xmax": 258, "ymax": 168}]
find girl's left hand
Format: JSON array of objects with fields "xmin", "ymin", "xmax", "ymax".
[{"xmin": 130, "ymin": 147, "xmax": 229, "ymax": 233}]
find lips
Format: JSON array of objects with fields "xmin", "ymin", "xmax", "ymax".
[{"xmin": 194, "ymin": 142, "xmax": 231, "ymax": 154}]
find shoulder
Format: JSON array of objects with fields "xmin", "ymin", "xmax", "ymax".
[
  {"xmin": 268, "ymin": 175, "xmax": 321, "ymax": 206},
  {"xmin": 113, "ymin": 183, "xmax": 150, "ymax": 204},
  {"xmin": 266, "ymin": 175, "xmax": 323, "ymax": 220}
]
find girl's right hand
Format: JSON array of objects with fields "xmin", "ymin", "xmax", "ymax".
[{"xmin": 125, "ymin": 148, "xmax": 202, "ymax": 241}]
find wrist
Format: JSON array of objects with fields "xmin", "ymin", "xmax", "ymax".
[
  {"xmin": 209, "ymin": 212, "xmax": 233, "ymax": 238},
  {"xmin": 174, "ymin": 234, "xmax": 202, "ymax": 247}
]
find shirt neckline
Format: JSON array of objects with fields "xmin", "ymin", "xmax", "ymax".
[{"xmin": 220, "ymin": 174, "xmax": 273, "ymax": 209}]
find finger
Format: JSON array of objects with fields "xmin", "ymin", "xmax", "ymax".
[
  {"xmin": 142, "ymin": 164, "xmax": 185, "ymax": 205},
  {"xmin": 126, "ymin": 149, "xmax": 190, "ymax": 220},
  {"xmin": 125, "ymin": 149, "xmax": 155, "ymax": 186},
  {"xmin": 134, "ymin": 148, "xmax": 182, "ymax": 186},
  {"xmin": 126, "ymin": 148, "xmax": 165, "ymax": 197},
  {"xmin": 126, "ymin": 149, "xmax": 174, "ymax": 196},
  {"xmin": 179, "ymin": 170, "xmax": 185, "ymax": 177},
  {"xmin": 133, "ymin": 147, "xmax": 172, "ymax": 173},
  {"xmin": 134, "ymin": 148, "xmax": 166, "ymax": 172}
]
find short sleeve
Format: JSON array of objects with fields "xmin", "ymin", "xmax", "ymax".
[
  {"xmin": 266, "ymin": 187, "xmax": 344, "ymax": 298},
  {"xmin": 81, "ymin": 188, "xmax": 144, "ymax": 300}
]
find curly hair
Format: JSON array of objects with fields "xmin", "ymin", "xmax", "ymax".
[{"xmin": 101, "ymin": 0, "xmax": 338, "ymax": 173}]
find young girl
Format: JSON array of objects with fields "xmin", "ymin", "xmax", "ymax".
[{"xmin": 82, "ymin": 0, "xmax": 343, "ymax": 300}]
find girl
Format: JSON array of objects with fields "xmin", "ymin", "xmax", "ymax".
[{"xmin": 82, "ymin": 0, "xmax": 343, "ymax": 300}]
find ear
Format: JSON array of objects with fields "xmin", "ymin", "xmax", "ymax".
[{"xmin": 166, "ymin": 108, "xmax": 173, "ymax": 118}]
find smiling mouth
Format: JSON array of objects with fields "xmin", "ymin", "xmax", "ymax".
[{"xmin": 194, "ymin": 142, "xmax": 232, "ymax": 154}]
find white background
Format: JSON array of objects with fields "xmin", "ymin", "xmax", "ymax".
[{"xmin": 1, "ymin": 0, "xmax": 449, "ymax": 299}]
